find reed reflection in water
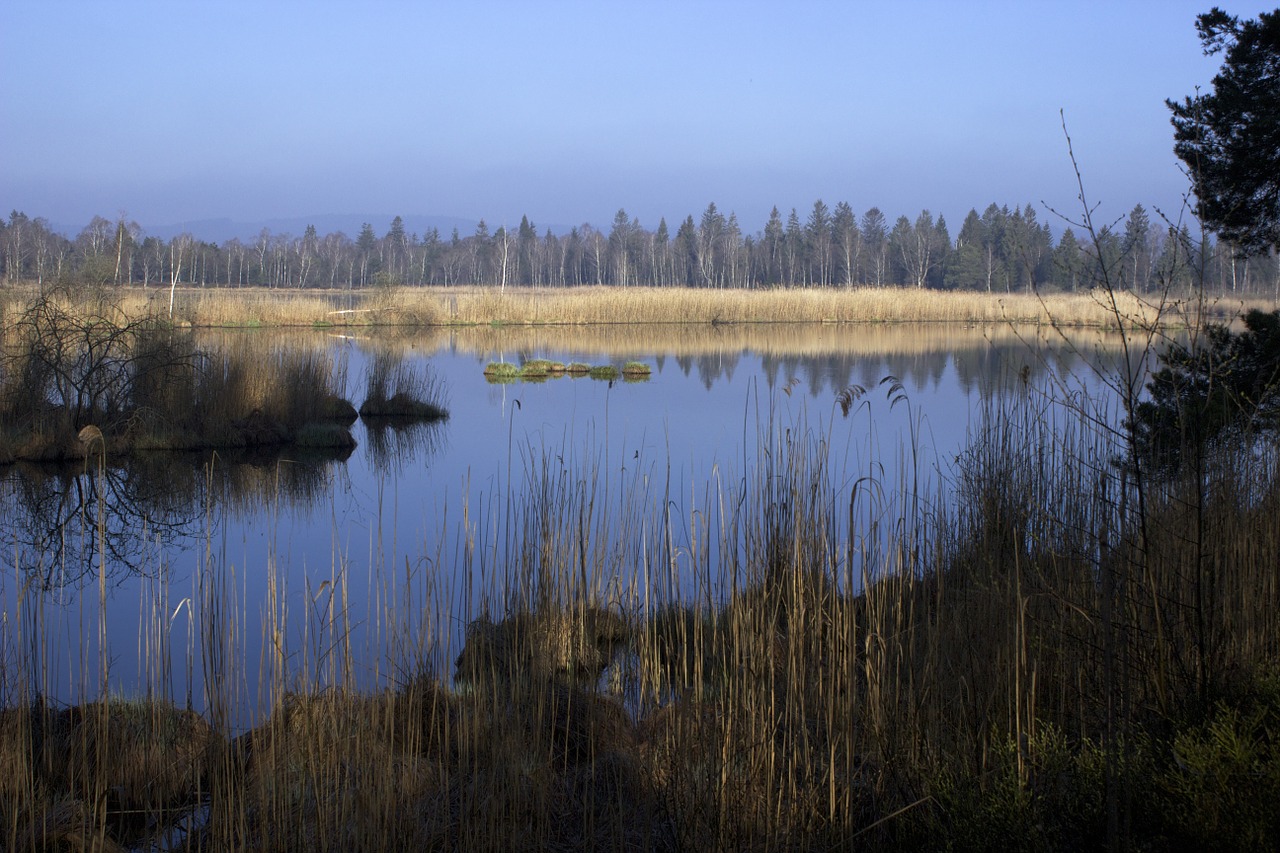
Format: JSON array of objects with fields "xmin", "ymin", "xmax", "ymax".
[{"xmin": 0, "ymin": 322, "xmax": 1123, "ymax": 722}]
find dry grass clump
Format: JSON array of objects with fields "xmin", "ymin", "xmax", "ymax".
[
  {"xmin": 357, "ymin": 349, "xmax": 448, "ymax": 420},
  {"xmin": 223, "ymin": 687, "xmax": 455, "ymax": 851},
  {"xmin": 1, "ymin": 699, "xmax": 221, "ymax": 851},
  {"xmin": 185, "ymin": 291, "xmax": 343, "ymax": 328},
  {"xmin": 0, "ymin": 291, "xmax": 360, "ymax": 459},
  {"xmin": 174, "ymin": 287, "xmax": 442, "ymax": 328},
  {"xmin": 454, "ymin": 605, "xmax": 630, "ymax": 689},
  {"xmin": 42, "ymin": 700, "xmax": 221, "ymax": 815}
]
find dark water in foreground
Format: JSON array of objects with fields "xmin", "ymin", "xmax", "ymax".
[{"xmin": 0, "ymin": 323, "xmax": 1126, "ymax": 725}]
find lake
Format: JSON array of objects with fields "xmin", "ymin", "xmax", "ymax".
[{"xmin": 0, "ymin": 322, "xmax": 1126, "ymax": 727}]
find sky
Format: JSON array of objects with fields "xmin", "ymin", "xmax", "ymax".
[{"xmin": 2, "ymin": 0, "xmax": 1273, "ymax": 239}]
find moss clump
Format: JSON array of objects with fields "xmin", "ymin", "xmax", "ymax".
[
  {"xmin": 483, "ymin": 361, "xmax": 518, "ymax": 378},
  {"xmin": 519, "ymin": 362, "xmax": 550, "ymax": 378}
]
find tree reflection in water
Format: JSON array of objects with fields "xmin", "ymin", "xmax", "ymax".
[{"xmin": 0, "ymin": 443, "xmax": 357, "ymax": 590}]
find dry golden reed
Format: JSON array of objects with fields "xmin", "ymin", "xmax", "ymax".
[{"xmin": 7, "ymin": 282, "xmax": 1265, "ymax": 331}]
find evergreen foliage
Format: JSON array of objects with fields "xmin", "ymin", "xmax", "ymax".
[
  {"xmin": 1131, "ymin": 308, "xmax": 1280, "ymax": 469},
  {"xmin": 1168, "ymin": 7, "xmax": 1280, "ymax": 255}
]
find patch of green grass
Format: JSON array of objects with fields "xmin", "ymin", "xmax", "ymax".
[
  {"xmin": 483, "ymin": 362, "xmax": 519, "ymax": 378},
  {"xmin": 519, "ymin": 362, "xmax": 550, "ymax": 378},
  {"xmin": 621, "ymin": 361, "xmax": 651, "ymax": 376}
]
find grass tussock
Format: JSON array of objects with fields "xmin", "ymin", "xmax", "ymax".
[
  {"xmin": 453, "ymin": 606, "xmax": 629, "ymax": 690},
  {"xmin": 2, "ymin": 699, "xmax": 221, "ymax": 851},
  {"xmin": 483, "ymin": 358, "xmax": 639, "ymax": 385},
  {"xmin": 621, "ymin": 361, "xmax": 651, "ymax": 376},
  {"xmin": 357, "ymin": 349, "xmax": 448, "ymax": 421}
]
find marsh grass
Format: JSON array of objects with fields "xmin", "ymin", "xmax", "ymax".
[
  {"xmin": 0, "ymin": 292, "xmax": 361, "ymax": 460},
  {"xmin": 483, "ymin": 361, "xmax": 518, "ymax": 378},
  {"xmin": 621, "ymin": 361, "xmax": 651, "ymax": 376},
  {"xmin": 15, "ymin": 283, "xmax": 1266, "ymax": 331},
  {"xmin": 3, "ymin": 369, "xmax": 1280, "ymax": 849},
  {"xmin": 483, "ymin": 359, "xmax": 641, "ymax": 385},
  {"xmin": 357, "ymin": 349, "xmax": 448, "ymax": 421}
]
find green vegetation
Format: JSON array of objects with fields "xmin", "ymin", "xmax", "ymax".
[
  {"xmin": 482, "ymin": 359, "xmax": 641, "ymax": 385},
  {"xmin": 482, "ymin": 361, "xmax": 518, "ymax": 378},
  {"xmin": 1168, "ymin": 8, "xmax": 1280, "ymax": 256},
  {"xmin": 518, "ymin": 361, "xmax": 549, "ymax": 379},
  {"xmin": 587, "ymin": 365, "xmax": 618, "ymax": 381},
  {"xmin": 1131, "ymin": 308, "xmax": 1280, "ymax": 470},
  {"xmin": 621, "ymin": 361, "xmax": 651, "ymax": 376},
  {"xmin": 6, "ymin": 192, "xmax": 1277, "ymax": 292}
]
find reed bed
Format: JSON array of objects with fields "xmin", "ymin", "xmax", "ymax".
[
  {"xmin": 0, "ymin": 289, "xmax": 456, "ymax": 461},
  {"xmin": 2, "ymin": 365, "xmax": 1279, "ymax": 849},
  {"xmin": 364, "ymin": 285, "xmax": 1263, "ymax": 329},
  {"xmin": 10, "ymin": 282, "xmax": 1267, "ymax": 331}
]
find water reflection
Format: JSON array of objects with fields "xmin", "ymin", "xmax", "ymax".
[
  {"xmin": 362, "ymin": 417, "xmax": 448, "ymax": 474},
  {"xmin": 2, "ymin": 323, "xmax": 1128, "ymax": 587},
  {"xmin": 1, "ymin": 459, "xmax": 198, "ymax": 588},
  {"xmin": 0, "ymin": 445, "xmax": 363, "ymax": 588},
  {"xmin": 441, "ymin": 322, "xmax": 1127, "ymax": 402},
  {"xmin": 1, "ymin": 322, "xmax": 1134, "ymax": 718}
]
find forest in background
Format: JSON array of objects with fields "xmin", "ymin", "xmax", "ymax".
[{"xmin": 3, "ymin": 200, "xmax": 1277, "ymax": 296}]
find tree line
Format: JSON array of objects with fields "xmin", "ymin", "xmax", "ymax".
[{"xmin": 3, "ymin": 201, "xmax": 1277, "ymax": 295}]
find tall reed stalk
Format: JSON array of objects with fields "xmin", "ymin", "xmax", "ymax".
[{"xmin": 2, "ymin": 369, "xmax": 1279, "ymax": 849}]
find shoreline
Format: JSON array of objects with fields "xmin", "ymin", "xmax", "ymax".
[{"xmin": 4, "ymin": 282, "xmax": 1268, "ymax": 331}]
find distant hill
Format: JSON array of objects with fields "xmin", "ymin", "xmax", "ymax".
[{"xmin": 141, "ymin": 213, "xmax": 480, "ymax": 243}]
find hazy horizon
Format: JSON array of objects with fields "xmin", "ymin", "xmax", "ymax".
[{"xmin": 5, "ymin": 1, "xmax": 1273, "ymax": 238}]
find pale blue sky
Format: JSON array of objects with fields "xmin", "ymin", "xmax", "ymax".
[{"xmin": 2, "ymin": 1, "xmax": 1270, "ymax": 236}]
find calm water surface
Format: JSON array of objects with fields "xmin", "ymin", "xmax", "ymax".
[{"xmin": 0, "ymin": 323, "xmax": 1126, "ymax": 724}]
